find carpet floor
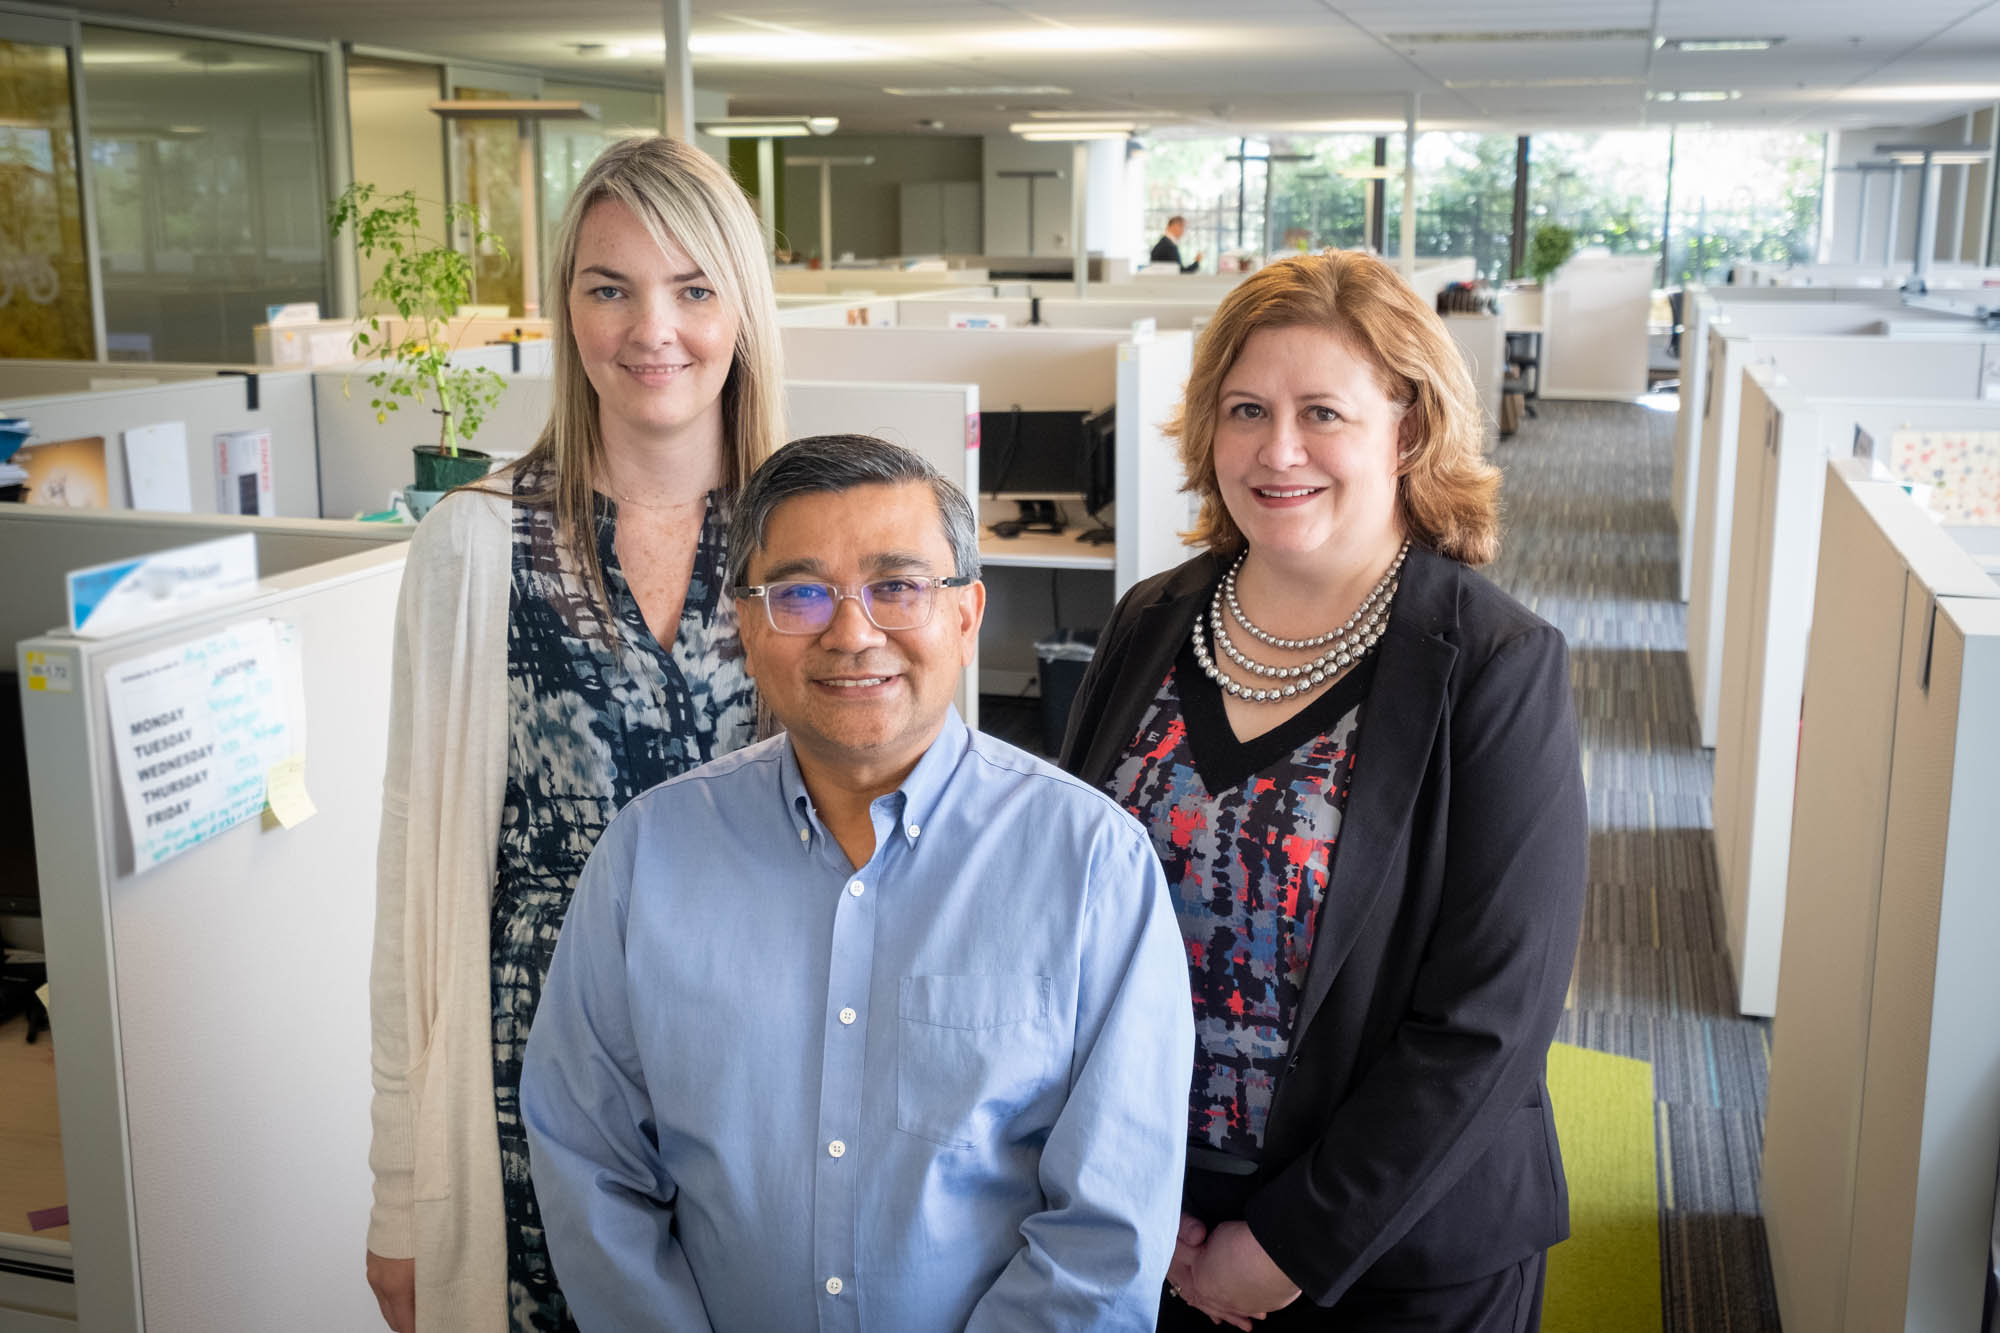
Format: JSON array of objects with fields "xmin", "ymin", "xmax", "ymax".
[{"xmin": 1488, "ymin": 398, "xmax": 1782, "ymax": 1332}]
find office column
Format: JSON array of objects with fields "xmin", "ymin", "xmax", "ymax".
[
  {"xmin": 1400, "ymin": 93, "xmax": 1418, "ymax": 279},
  {"xmin": 661, "ymin": 0, "xmax": 693, "ymax": 141}
]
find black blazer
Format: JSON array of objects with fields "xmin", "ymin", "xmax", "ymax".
[{"xmin": 1060, "ymin": 544, "xmax": 1587, "ymax": 1306}]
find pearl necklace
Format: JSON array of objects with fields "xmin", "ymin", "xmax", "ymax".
[{"xmin": 1191, "ymin": 543, "xmax": 1408, "ymax": 703}]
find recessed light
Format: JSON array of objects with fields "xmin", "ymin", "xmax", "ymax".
[
  {"xmin": 1657, "ymin": 37, "xmax": 1783, "ymax": 52},
  {"xmin": 1445, "ymin": 76, "xmax": 1641, "ymax": 89},
  {"xmin": 1009, "ymin": 121, "xmax": 1135, "ymax": 135}
]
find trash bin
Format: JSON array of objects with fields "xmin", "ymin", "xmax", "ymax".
[{"xmin": 1034, "ymin": 628, "xmax": 1099, "ymax": 756}]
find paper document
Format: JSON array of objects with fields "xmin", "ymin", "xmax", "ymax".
[
  {"xmin": 215, "ymin": 429, "xmax": 274, "ymax": 515},
  {"xmin": 122, "ymin": 421, "xmax": 193, "ymax": 512},
  {"xmin": 103, "ymin": 619, "xmax": 295, "ymax": 871}
]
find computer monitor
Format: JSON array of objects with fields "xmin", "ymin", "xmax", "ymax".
[{"xmin": 980, "ymin": 408, "xmax": 1093, "ymax": 500}]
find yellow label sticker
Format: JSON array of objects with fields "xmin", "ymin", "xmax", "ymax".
[{"xmin": 24, "ymin": 649, "xmax": 75, "ymax": 694}]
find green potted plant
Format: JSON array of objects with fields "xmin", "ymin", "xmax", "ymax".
[
  {"xmin": 1525, "ymin": 222, "xmax": 1579, "ymax": 285},
  {"xmin": 327, "ymin": 183, "xmax": 508, "ymax": 496}
]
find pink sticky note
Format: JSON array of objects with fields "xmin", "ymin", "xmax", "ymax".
[{"xmin": 27, "ymin": 1205, "xmax": 68, "ymax": 1231}]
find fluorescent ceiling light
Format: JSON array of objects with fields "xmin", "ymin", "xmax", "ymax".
[
  {"xmin": 1840, "ymin": 84, "xmax": 2000, "ymax": 102},
  {"xmin": 1657, "ymin": 37, "xmax": 1783, "ymax": 52},
  {"xmin": 1008, "ymin": 121, "xmax": 1134, "ymax": 135},
  {"xmin": 883, "ymin": 85, "xmax": 1070, "ymax": 97},
  {"xmin": 1026, "ymin": 108, "xmax": 1171, "ymax": 119},
  {"xmin": 1388, "ymin": 28, "xmax": 1649, "ymax": 44},
  {"xmin": 1019, "ymin": 129, "xmax": 1133, "ymax": 141},
  {"xmin": 1648, "ymin": 90, "xmax": 1740, "ymax": 103},
  {"xmin": 1445, "ymin": 76, "xmax": 1639, "ymax": 89},
  {"xmin": 690, "ymin": 32, "xmax": 893, "ymax": 62},
  {"xmin": 697, "ymin": 116, "xmax": 839, "ymax": 138},
  {"xmin": 1878, "ymin": 142, "xmax": 1993, "ymax": 165}
]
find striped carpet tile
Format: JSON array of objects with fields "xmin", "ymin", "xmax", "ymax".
[{"xmin": 1489, "ymin": 398, "xmax": 1782, "ymax": 1333}]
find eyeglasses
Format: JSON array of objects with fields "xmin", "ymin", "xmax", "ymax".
[{"xmin": 734, "ymin": 575, "xmax": 973, "ymax": 635}]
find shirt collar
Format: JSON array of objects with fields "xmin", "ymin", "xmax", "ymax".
[{"xmin": 779, "ymin": 706, "xmax": 970, "ymax": 852}]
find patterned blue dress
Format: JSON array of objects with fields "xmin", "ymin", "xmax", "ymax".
[{"xmin": 490, "ymin": 470, "xmax": 757, "ymax": 1332}]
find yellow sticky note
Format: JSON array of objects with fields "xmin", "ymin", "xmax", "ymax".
[{"xmin": 265, "ymin": 755, "xmax": 317, "ymax": 829}]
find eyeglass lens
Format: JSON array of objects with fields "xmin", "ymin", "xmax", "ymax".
[{"xmin": 766, "ymin": 579, "xmax": 937, "ymax": 632}]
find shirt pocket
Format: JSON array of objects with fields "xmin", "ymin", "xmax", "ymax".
[{"xmin": 897, "ymin": 974, "xmax": 1059, "ymax": 1150}]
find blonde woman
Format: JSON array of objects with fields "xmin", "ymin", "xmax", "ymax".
[
  {"xmin": 364, "ymin": 136, "xmax": 784, "ymax": 1333},
  {"xmin": 1062, "ymin": 250, "xmax": 1585, "ymax": 1331}
]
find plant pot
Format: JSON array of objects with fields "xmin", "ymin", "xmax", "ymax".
[{"xmin": 412, "ymin": 445, "xmax": 493, "ymax": 493}]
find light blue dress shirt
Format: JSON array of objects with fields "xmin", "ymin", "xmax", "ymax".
[{"xmin": 521, "ymin": 708, "xmax": 1195, "ymax": 1332}]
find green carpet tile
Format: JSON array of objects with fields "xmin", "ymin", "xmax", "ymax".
[{"xmin": 1491, "ymin": 398, "xmax": 1781, "ymax": 1332}]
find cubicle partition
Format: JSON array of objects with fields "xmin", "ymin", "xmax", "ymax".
[
  {"xmin": 9, "ymin": 513, "xmax": 410, "ymax": 1332},
  {"xmin": 1534, "ymin": 252, "xmax": 1656, "ymax": 400},
  {"xmin": 1710, "ymin": 370, "xmax": 2000, "ymax": 1015},
  {"xmin": 776, "ymin": 296, "xmax": 900, "ymax": 328},
  {"xmin": 2, "ymin": 371, "xmax": 322, "ymax": 520},
  {"xmin": 784, "ymin": 378, "xmax": 982, "ymax": 725},
  {"xmin": 892, "ymin": 295, "xmax": 1220, "ymax": 331},
  {"xmin": 1760, "ymin": 459, "xmax": 2000, "ymax": 1333},
  {"xmin": 782, "ymin": 324, "xmax": 1195, "ymax": 695},
  {"xmin": 1671, "ymin": 286, "xmax": 1914, "ymax": 546},
  {"xmin": 1684, "ymin": 324, "xmax": 2000, "ymax": 746}
]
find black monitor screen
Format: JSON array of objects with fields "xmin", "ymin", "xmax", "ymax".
[{"xmin": 982, "ymin": 409, "xmax": 1094, "ymax": 499}]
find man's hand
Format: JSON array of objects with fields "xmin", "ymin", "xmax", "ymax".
[
  {"xmin": 1186, "ymin": 1221, "xmax": 1300, "ymax": 1321},
  {"xmin": 366, "ymin": 1251, "xmax": 415, "ymax": 1332},
  {"xmin": 1166, "ymin": 1213, "xmax": 1255, "ymax": 1330},
  {"xmin": 1193, "ymin": 251, "xmax": 1206, "ymax": 265}
]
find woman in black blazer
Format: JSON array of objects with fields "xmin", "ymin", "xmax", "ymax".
[{"xmin": 1060, "ymin": 250, "xmax": 1587, "ymax": 1332}]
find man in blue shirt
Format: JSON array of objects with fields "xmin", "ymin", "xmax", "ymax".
[{"xmin": 522, "ymin": 434, "xmax": 1195, "ymax": 1331}]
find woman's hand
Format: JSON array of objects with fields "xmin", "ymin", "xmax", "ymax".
[
  {"xmin": 366, "ymin": 1251, "xmax": 415, "ymax": 1332},
  {"xmin": 1167, "ymin": 1213, "xmax": 1258, "ymax": 1330},
  {"xmin": 1186, "ymin": 1220, "xmax": 1301, "ymax": 1322}
]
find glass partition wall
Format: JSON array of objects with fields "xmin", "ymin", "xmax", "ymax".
[
  {"xmin": 0, "ymin": 32, "xmax": 94, "ymax": 359},
  {"xmin": 80, "ymin": 26, "xmax": 330, "ymax": 363}
]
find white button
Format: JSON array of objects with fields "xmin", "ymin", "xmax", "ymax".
[
  {"xmin": 847, "ymin": 880, "xmax": 865, "ymax": 897},
  {"xmin": 828, "ymin": 1139, "xmax": 846, "ymax": 1158},
  {"xmin": 838, "ymin": 1007, "xmax": 857, "ymax": 1025},
  {"xmin": 907, "ymin": 823, "xmax": 921, "ymax": 838},
  {"xmin": 799, "ymin": 827, "xmax": 809, "ymax": 843},
  {"xmin": 825, "ymin": 1277, "xmax": 844, "ymax": 1296}
]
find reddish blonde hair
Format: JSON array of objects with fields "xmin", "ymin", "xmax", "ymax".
[{"xmin": 1168, "ymin": 249, "xmax": 1501, "ymax": 565}]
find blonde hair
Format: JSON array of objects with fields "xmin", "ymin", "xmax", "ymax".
[
  {"xmin": 500, "ymin": 135, "xmax": 785, "ymax": 615},
  {"xmin": 1169, "ymin": 249, "xmax": 1501, "ymax": 565}
]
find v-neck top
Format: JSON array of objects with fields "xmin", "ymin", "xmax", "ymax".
[
  {"xmin": 1105, "ymin": 636, "xmax": 1374, "ymax": 1159},
  {"xmin": 490, "ymin": 466, "xmax": 756, "ymax": 1332}
]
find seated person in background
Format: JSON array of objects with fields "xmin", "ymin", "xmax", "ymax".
[
  {"xmin": 1150, "ymin": 215, "xmax": 1204, "ymax": 273},
  {"xmin": 522, "ymin": 434, "xmax": 1196, "ymax": 1332}
]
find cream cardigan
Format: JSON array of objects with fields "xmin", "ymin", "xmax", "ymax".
[{"xmin": 367, "ymin": 488, "xmax": 512, "ymax": 1332}]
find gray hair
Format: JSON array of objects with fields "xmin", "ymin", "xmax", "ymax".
[{"xmin": 727, "ymin": 434, "xmax": 983, "ymax": 589}]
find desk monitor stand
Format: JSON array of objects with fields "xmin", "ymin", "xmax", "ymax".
[{"xmin": 990, "ymin": 499, "xmax": 1067, "ymax": 539}]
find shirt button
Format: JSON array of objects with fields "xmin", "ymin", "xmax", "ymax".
[
  {"xmin": 838, "ymin": 1007, "xmax": 857, "ymax": 1025},
  {"xmin": 825, "ymin": 1277, "xmax": 844, "ymax": 1296},
  {"xmin": 798, "ymin": 827, "xmax": 809, "ymax": 843},
  {"xmin": 847, "ymin": 880, "xmax": 865, "ymax": 897},
  {"xmin": 828, "ymin": 1139, "xmax": 846, "ymax": 1158},
  {"xmin": 907, "ymin": 823, "xmax": 921, "ymax": 838}
]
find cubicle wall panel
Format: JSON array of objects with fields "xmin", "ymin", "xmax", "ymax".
[
  {"xmin": 2, "ymin": 374, "xmax": 322, "ymax": 521},
  {"xmin": 784, "ymin": 379, "xmax": 981, "ymax": 726},
  {"xmin": 1759, "ymin": 469, "xmax": 1910, "ymax": 1333},
  {"xmin": 1113, "ymin": 332, "xmax": 1198, "ymax": 596},
  {"xmin": 782, "ymin": 326, "xmax": 1118, "ymax": 412},
  {"xmin": 312, "ymin": 369, "xmax": 551, "ymax": 519},
  {"xmin": 76, "ymin": 555, "xmax": 397, "ymax": 1331},
  {"xmin": 1843, "ymin": 590, "xmax": 1993, "ymax": 1333},
  {"xmin": 1, "ymin": 509, "xmax": 409, "ymax": 665}
]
